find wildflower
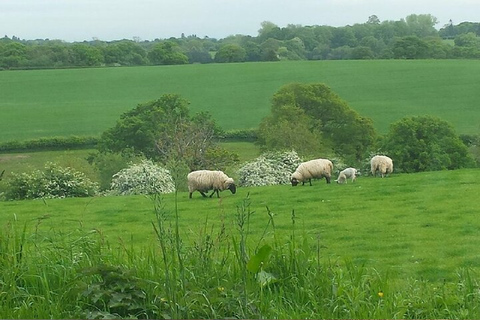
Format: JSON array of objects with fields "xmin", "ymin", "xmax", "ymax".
[
  {"xmin": 217, "ymin": 286, "xmax": 225, "ymax": 292},
  {"xmin": 378, "ymin": 291, "xmax": 384, "ymax": 298}
]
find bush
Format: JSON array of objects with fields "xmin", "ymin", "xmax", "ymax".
[
  {"xmin": 5, "ymin": 162, "xmax": 98, "ymax": 200},
  {"xmin": 237, "ymin": 150, "xmax": 302, "ymax": 187},
  {"xmin": 382, "ymin": 115, "xmax": 474, "ymax": 172},
  {"xmin": 109, "ymin": 159, "xmax": 175, "ymax": 195}
]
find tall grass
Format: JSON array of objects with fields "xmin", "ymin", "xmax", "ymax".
[{"xmin": 2, "ymin": 188, "xmax": 480, "ymax": 319}]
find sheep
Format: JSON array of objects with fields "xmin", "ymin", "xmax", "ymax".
[
  {"xmin": 187, "ymin": 170, "xmax": 236, "ymax": 198},
  {"xmin": 370, "ymin": 155, "xmax": 393, "ymax": 177},
  {"xmin": 335, "ymin": 167, "xmax": 359, "ymax": 184},
  {"xmin": 291, "ymin": 158, "xmax": 333, "ymax": 186}
]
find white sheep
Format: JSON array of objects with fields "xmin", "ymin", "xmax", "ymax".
[
  {"xmin": 335, "ymin": 167, "xmax": 359, "ymax": 184},
  {"xmin": 370, "ymin": 155, "xmax": 393, "ymax": 177},
  {"xmin": 291, "ymin": 158, "xmax": 333, "ymax": 186},
  {"xmin": 187, "ymin": 170, "xmax": 236, "ymax": 198}
]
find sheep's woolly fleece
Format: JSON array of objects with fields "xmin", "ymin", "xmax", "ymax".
[
  {"xmin": 291, "ymin": 158, "xmax": 333, "ymax": 185},
  {"xmin": 370, "ymin": 155, "xmax": 393, "ymax": 177}
]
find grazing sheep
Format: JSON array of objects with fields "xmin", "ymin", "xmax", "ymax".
[
  {"xmin": 187, "ymin": 170, "xmax": 236, "ymax": 198},
  {"xmin": 370, "ymin": 155, "xmax": 393, "ymax": 177},
  {"xmin": 335, "ymin": 167, "xmax": 359, "ymax": 184},
  {"xmin": 291, "ymin": 158, "xmax": 333, "ymax": 186}
]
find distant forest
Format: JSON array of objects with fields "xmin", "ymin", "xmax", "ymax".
[{"xmin": 1, "ymin": 14, "xmax": 480, "ymax": 69}]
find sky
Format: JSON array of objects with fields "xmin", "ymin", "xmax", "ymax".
[{"xmin": 1, "ymin": 0, "xmax": 479, "ymax": 42}]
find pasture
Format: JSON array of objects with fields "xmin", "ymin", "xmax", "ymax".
[
  {"xmin": 1, "ymin": 59, "xmax": 480, "ymax": 142},
  {"xmin": 2, "ymin": 168, "xmax": 479, "ymax": 284}
]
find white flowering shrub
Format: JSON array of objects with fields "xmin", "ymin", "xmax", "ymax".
[
  {"xmin": 238, "ymin": 150, "xmax": 302, "ymax": 187},
  {"xmin": 109, "ymin": 159, "xmax": 175, "ymax": 195},
  {"xmin": 5, "ymin": 162, "xmax": 99, "ymax": 200}
]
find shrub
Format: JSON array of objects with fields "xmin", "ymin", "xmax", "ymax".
[
  {"xmin": 382, "ymin": 115, "xmax": 474, "ymax": 172},
  {"xmin": 237, "ymin": 150, "xmax": 302, "ymax": 187},
  {"xmin": 109, "ymin": 159, "xmax": 175, "ymax": 195},
  {"xmin": 5, "ymin": 162, "xmax": 98, "ymax": 200}
]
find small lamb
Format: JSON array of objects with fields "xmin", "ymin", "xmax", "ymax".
[{"xmin": 335, "ymin": 167, "xmax": 359, "ymax": 184}]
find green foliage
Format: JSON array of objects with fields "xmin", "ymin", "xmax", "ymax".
[
  {"xmin": 222, "ymin": 128, "xmax": 258, "ymax": 141},
  {"xmin": 261, "ymin": 82, "xmax": 376, "ymax": 162},
  {"xmin": 80, "ymin": 265, "xmax": 149, "ymax": 319},
  {"xmin": 237, "ymin": 150, "xmax": 302, "ymax": 186},
  {"xmin": 98, "ymin": 94, "xmax": 233, "ymax": 170},
  {"xmin": 393, "ymin": 36, "xmax": 430, "ymax": 59},
  {"xmin": 87, "ymin": 150, "xmax": 140, "ymax": 191},
  {"xmin": 382, "ymin": 115, "xmax": 474, "ymax": 172},
  {"xmin": 257, "ymin": 104, "xmax": 324, "ymax": 156},
  {"xmin": 214, "ymin": 44, "xmax": 246, "ymax": 63},
  {"xmin": 4, "ymin": 162, "xmax": 98, "ymax": 200},
  {"xmin": 109, "ymin": 159, "xmax": 175, "ymax": 196},
  {"xmin": 147, "ymin": 41, "xmax": 188, "ymax": 65}
]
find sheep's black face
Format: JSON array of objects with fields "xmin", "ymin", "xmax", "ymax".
[
  {"xmin": 291, "ymin": 178, "xmax": 299, "ymax": 186},
  {"xmin": 229, "ymin": 184, "xmax": 237, "ymax": 194}
]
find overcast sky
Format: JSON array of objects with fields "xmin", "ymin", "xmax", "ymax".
[{"xmin": 1, "ymin": 0, "xmax": 479, "ymax": 42}]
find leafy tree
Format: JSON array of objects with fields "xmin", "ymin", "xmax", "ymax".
[
  {"xmin": 71, "ymin": 43, "xmax": 104, "ymax": 66},
  {"xmin": 0, "ymin": 42, "xmax": 27, "ymax": 68},
  {"xmin": 98, "ymin": 94, "xmax": 237, "ymax": 170},
  {"xmin": 259, "ymin": 83, "xmax": 376, "ymax": 162},
  {"xmin": 382, "ymin": 115, "xmax": 473, "ymax": 172},
  {"xmin": 214, "ymin": 44, "xmax": 246, "ymax": 63},
  {"xmin": 392, "ymin": 36, "xmax": 429, "ymax": 59},
  {"xmin": 257, "ymin": 105, "xmax": 323, "ymax": 156},
  {"xmin": 148, "ymin": 41, "xmax": 188, "ymax": 65},
  {"xmin": 405, "ymin": 14, "xmax": 438, "ymax": 38}
]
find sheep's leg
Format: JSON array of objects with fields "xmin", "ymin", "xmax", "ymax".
[
  {"xmin": 189, "ymin": 192, "xmax": 193, "ymax": 199},
  {"xmin": 308, "ymin": 179, "xmax": 312, "ymax": 186},
  {"xmin": 208, "ymin": 189, "xmax": 219, "ymax": 198},
  {"xmin": 200, "ymin": 191, "xmax": 208, "ymax": 197}
]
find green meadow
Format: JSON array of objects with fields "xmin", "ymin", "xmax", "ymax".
[
  {"xmin": 1, "ymin": 59, "xmax": 480, "ymax": 142},
  {"xmin": 2, "ymin": 60, "xmax": 480, "ymax": 318},
  {"xmin": 2, "ymin": 169, "xmax": 479, "ymax": 284}
]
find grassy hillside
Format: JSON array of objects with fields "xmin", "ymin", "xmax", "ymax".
[
  {"xmin": 1, "ymin": 168, "xmax": 479, "ymax": 284},
  {"xmin": 1, "ymin": 60, "xmax": 479, "ymax": 142}
]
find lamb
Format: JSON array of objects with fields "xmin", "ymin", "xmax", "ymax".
[
  {"xmin": 291, "ymin": 158, "xmax": 333, "ymax": 186},
  {"xmin": 187, "ymin": 170, "xmax": 236, "ymax": 198},
  {"xmin": 335, "ymin": 167, "xmax": 359, "ymax": 184},
  {"xmin": 370, "ymin": 155, "xmax": 393, "ymax": 177}
]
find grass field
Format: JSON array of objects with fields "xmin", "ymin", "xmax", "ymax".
[
  {"xmin": 2, "ymin": 168, "xmax": 479, "ymax": 284},
  {"xmin": 1, "ymin": 60, "xmax": 480, "ymax": 142}
]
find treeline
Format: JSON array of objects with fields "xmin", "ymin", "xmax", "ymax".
[{"xmin": 1, "ymin": 14, "xmax": 480, "ymax": 70}]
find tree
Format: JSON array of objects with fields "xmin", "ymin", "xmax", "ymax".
[
  {"xmin": 392, "ymin": 36, "xmax": 429, "ymax": 59},
  {"xmin": 214, "ymin": 44, "xmax": 246, "ymax": 63},
  {"xmin": 148, "ymin": 41, "xmax": 188, "ymax": 65},
  {"xmin": 97, "ymin": 94, "xmax": 237, "ymax": 170},
  {"xmin": 0, "ymin": 42, "xmax": 27, "ymax": 68},
  {"xmin": 257, "ymin": 105, "xmax": 323, "ymax": 155},
  {"xmin": 71, "ymin": 43, "xmax": 104, "ymax": 66},
  {"xmin": 405, "ymin": 14, "xmax": 438, "ymax": 38},
  {"xmin": 382, "ymin": 115, "xmax": 473, "ymax": 172},
  {"xmin": 258, "ymin": 83, "xmax": 376, "ymax": 162}
]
